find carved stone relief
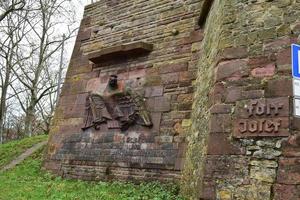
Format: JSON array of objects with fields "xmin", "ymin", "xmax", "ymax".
[{"xmin": 82, "ymin": 75, "xmax": 152, "ymax": 131}]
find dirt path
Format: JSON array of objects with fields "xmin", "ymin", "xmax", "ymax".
[{"xmin": 0, "ymin": 141, "xmax": 47, "ymax": 172}]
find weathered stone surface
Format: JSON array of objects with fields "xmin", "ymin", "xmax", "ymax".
[
  {"xmin": 45, "ymin": 0, "xmax": 202, "ymax": 184},
  {"xmin": 181, "ymin": 119, "xmax": 192, "ymax": 128},
  {"xmin": 204, "ymin": 155, "xmax": 249, "ymax": 179},
  {"xmin": 46, "ymin": 0, "xmax": 300, "ymax": 199},
  {"xmin": 225, "ymin": 87, "xmax": 242, "ymax": 103},
  {"xmin": 144, "ymin": 86, "xmax": 163, "ymax": 97},
  {"xmin": 215, "ymin": 59, "xmax": 249, "ymax": 82},
  {"xmin": 252, "ymin": 148, "xmax": 282, "ymax": 159},
  {"xmin": 207, "ymin": 133, "xmax": 245, "ymax": 155},
  {"xmin": 235, "ymin": 97, "xmax": 290, "ymax": 118},
  {"xmin": 250, "ymin": 166, "xmax": 276, "ymax": 183},
  {"xmin": 161, "ymin": 73, "xmax": 179, "ymax": 85},
  {"xmin": 86, "ymin": 78, "xmax": 102, "ymax": 92},
  {"xmin": 150, "ymin": 113, "xmax": 162, "ymax": 132},
  {"xmin": 183, "ymin": 0, "xmax": 299, "ymax": 199},
  {"xmin": 233, "ymin": 118, "xmax": 289, "ymax": 138},
  {"xmin": 221, "ymin": 47, "xmax": 248, "ymax": 60},
  {"xmin": 210, "ymin": 82, "xmax": 226, "ymax": 104},
  {"xmin": 210, "ymin": 104, "xmax": 232, "ymax": 114},
  {"xmin": 250, "ymin": 160, "xmax": 278, "ymax": 168},
  {"xmin": 88, "ymin": 42, "xmax": 153, "ymax": 64},
  {"xmin": 158, "ymin": 62, "xmax": 188, "ymax": 74},
  {"xmin": 233, "ymin": 183, "xmax": 272, "ymax": 200},
  {"xmin": 282, "ymin": 134, "xmax": 300, "ymax": 157},
  {"xmin": 273, "ymin": 184, "xmax": 300, "ymax": 200},
  {"xmin": 276, "ymin": 48, "xmax": 291, "ymax": 66},
  {"xmin": 77, "ymin": 28, "xmax": 91, "ymax": 41},
  {"xmin": 200, "ymin": 180, "xmax": 216, "ymax": 200},
  {"xmin": 209, "ymin": 114, "xmax": 231, "ymax": 133},
  {"xmin": 292, "ymin": 117, "xmax": 300, "ymax": 130},
  {"xmin": 233, "ymin": 97, "xmax": 290, "ymax": 138},
  {"xmin": 277, "ymin": 157, "xmax": 300, "ymax": 184},
  {"xmin": 155, "ymin": 136, "xmax": 173, "ymax": 143},
  {"xmin": 265, "ymin": 78, "xmax": 293, "ymax": 97},
  {"xmin": 146, "ymin": 96, "xmax": 171, "ymax": 112},
  {"xmin": 251, "ymin": 63, "xmax": 275, "ymax": 78}
]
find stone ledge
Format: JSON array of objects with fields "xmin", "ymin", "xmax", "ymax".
[{"xmin": 88, "ymin": 42, "xmax": 153, "ymax": 64}]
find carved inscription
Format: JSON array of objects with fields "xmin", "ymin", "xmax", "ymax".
[
  {"xmin": 247, "ymin": 100, "xmax": 283, "ymax": 116},
  {"xmin": 240, "ymin": 100, "xmax": 283, "ymax": 133},
  {"xmin": 233, "ymin": 98, "xmax": 290, "ymax": 138},
  {"xmin": 238, "ymin": 119, "xmax": 281, "ymax": 134}
]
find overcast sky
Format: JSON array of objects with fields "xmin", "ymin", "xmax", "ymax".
[
  {"xmin": 64, "ymin": 0, "xmax": 91, "ymax": 63},
  {"xmin": 73, "ymin": 0, "xmax": 90, "ymax": 15}
]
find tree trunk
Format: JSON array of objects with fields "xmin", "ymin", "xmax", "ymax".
[
  {"xmin": 0, "ymin": 112, "xmax": 4, "ymax": 144},
  {"xmin": 24, "ymin": 104, "xmax": 35, "ymax": 137},
  {"xmin": 23, "ymin": 15, "xmax": 46, "ymax": 136},
  {"xmin": 0, "ymin": 86, "xmax": 8, "ymax": 144},
  {"xmin": 0, "ymin": 66, "xmax": 11, "ymax": 144}
]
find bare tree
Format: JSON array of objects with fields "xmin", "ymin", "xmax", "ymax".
[
  {"xmin": 0, "ymin": 6, "xmax": 29, "ymax": 143},
  {"xmin": 0, "ymin": 0, "xmax": 79, "ymax": 140},
  {"xmin": 11, "ymin": 0, "xmax": 77, "ymax": 137},
  {"xmin": 36, "ymin": 34, "xmax": 66, "ymax": 134},
  {"xmin": 0, "ymin": 0, "xmax": 25, "ymax": 22}
]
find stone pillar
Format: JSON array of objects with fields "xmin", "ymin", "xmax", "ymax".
[
  {"xmin": 44, "ymin": 0, "xmax": 204, "ymax": 182},
  {"xmin": 183, "ymin": 0, "xmax": 300, "ymax": 199}
]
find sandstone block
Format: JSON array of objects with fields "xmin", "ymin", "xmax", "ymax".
[
  {"xmin": 221, "ymin": 47, "xmax": 248, "ymax": 59},
  {"xmin": 207, "ymin": 133, "xmax": 245, "ymax": 155},
  {"xmin": 265, "ymin": 78, "xmax": 292, "ymax": 97},
  {"xmin": 161, "ymin": 73, "xmax": 179, "ymax": 85},
  {"xmin": 210, "ymin": 104, "xmax": 232, "ymax": 114},
  {"xmin": 215, "ymin": 59, "xmax": 249, "ymax": 82},
  {"xmin": 273, "ymin": 184, "xmax": 299, "ymax": 200},
  {"xmin": 225, "ymin": 87, "xmax": 242, "ymax": 103},
  {"xmin": 145, "ymin": 86, "xmax": 164, "ymax": 97},
  {"xmin": 251, "ymin": 63, "xmax": 275, "ymax": 77},
  {"xmin": 159, "ymin": 62, "xmax": 188, "ymax": 74},
  {"xmin": 278, "ymin": 157, "xmax": 300, "ymax": 184},
  {"xmin": 146, "ymin": 96, "xmax": 171, "ymax": 112},
  {"xmin": 209, "ymin": 114, "xmax": 231, "ymax": 133}
]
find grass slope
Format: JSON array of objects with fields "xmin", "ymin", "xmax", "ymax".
[
  {"xmin": 0, "ymin": 138, "xmax": 184, "ymax": 200},
  {"xmin": 0, "ymin": 135, "xmax": 48, "ymax": 168}
]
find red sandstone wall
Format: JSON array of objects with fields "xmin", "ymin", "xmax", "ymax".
[
  {"xmin": 181, "ymin": 0, "xmax": 300, "ymax": 199},
  {"xmin": 44, "ymin": 0, "xmax": 204, "ymax": 182}
]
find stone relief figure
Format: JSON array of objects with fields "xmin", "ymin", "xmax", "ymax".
[{"xmin": 82, "ymin": 75, "xmax": 152, "ymax": 131}]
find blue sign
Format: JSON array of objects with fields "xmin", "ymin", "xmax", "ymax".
[{"xmin": 292, "ymin": 44, "xmax": 300, "ymax": 79}]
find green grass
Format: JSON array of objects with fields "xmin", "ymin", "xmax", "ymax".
[
  {"xmin": 0, "ymin": 135, "xmax": 48, "ymax": 168},
  {"xmin": 0, "ymin": 138, "xmax": 184, "ymax": 200}
]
